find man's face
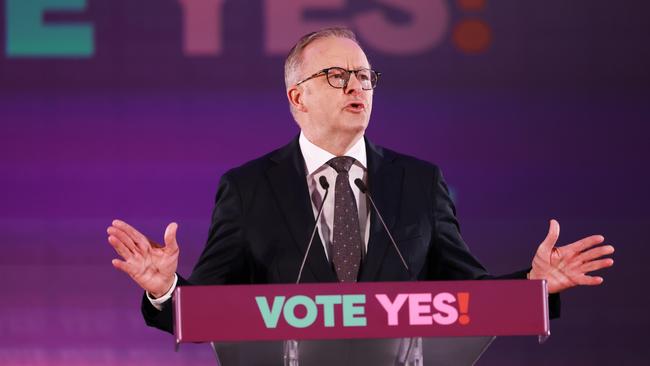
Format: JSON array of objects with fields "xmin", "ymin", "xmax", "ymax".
[{"xmin": 292, "ymin": 37, "xmax": 373, "ymax": 141}]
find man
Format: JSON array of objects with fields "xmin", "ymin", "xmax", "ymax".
[{"xmin": 107, "ymin": 28, "xmax": 614, "ymax": 334}]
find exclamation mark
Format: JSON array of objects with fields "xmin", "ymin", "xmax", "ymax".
[
  {"xmin": 457, "ymin": 292, "xmax": 470, "ymax": 325},
  {"xmin": 452, "ymin": 0, "xmax": 492, "ymax": 54}
]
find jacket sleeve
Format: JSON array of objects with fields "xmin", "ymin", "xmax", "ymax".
[
  {"xmin": 427, "ymin": 167, "xmax": 489, "ymax": 280},
  {"xmin": 140, "ymin": 172, "xmax": 250, "ymax": 334},
  {"xmin": 427, "ymin": 167, "xmax": 560, "ymax": 318}
]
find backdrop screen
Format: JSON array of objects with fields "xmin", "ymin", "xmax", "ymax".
[{"xmin": 1, "ymin": 0, "xmax": 648, "ymax": 365}]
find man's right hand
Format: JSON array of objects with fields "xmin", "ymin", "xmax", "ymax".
[{"xmin": 107, "ymin": 219, "xmax": 180, "ymax": 298}]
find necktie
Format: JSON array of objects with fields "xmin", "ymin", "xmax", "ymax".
[{"xmin": 327, "ymin": 156, "xmax": 362, "ymax": 282}]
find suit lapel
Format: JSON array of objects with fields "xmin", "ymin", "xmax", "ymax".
[
  {"xmin": 266, "ymin": 137, "xmax": 337, "ymax": 283},
  {"xmin": 358, "ymin": 138, "xmax": 404, "ymax": 282}
]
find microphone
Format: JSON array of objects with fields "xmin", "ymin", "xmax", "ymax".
[
  {"xmin": 354, "ymin": 178, "xmax": 411, "ymax": 277},
  {"xmin": 296, "ymin": 176, "xmax": 330, "ymax": 284}
]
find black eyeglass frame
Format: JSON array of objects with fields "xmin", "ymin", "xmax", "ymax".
[{"xmin": 295, "ymin": 67, "xmax": 381, "ymax": 90}]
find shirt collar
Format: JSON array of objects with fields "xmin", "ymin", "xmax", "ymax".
[{"xmin": 299, "ymin": 131, "xmax": 367, "ymax": 176}]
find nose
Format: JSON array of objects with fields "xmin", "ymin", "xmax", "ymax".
[{"xmin": 344, "ymin": 72, "xmax": 363, "ymax": 95}]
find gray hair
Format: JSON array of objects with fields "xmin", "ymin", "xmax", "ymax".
[{"xmin": 284, "ymin": 27, "xmax": 360, "ymax": 90}]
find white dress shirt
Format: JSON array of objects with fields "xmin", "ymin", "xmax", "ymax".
[{"xmin": 149, "ymin": 132, "xmax": 370, "ymax": 309}]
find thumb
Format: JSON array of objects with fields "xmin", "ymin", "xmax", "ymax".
[
  {"xmin": 164, "ymin": 222, "xmax": 179, "ymax": 250},
  {"xmin": 540, "ymin": 219, "xmax": 560, "ymax": 250}
]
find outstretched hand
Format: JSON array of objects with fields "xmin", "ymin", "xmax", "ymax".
[
  {"xmin": 107, "ymin": 219, "xmax": 180, "ymax": 298},
  {"xmin": 529, "ymin": 219, "xmax": 614, "ymax": 293}
]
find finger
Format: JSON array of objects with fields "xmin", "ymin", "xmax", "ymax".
[
  {"xmin": 576, "ymin": 275, "xmax": 604, "ymax": 286},
  {"xmin": 112, "ymin": 219, "xmax": 152, "ymax": 253},
  {"xmin": 567, "ymin": 235, "xmax": 606, "ymax": 253},
  {"xmin": 111, "ymin": 258, "xmax": 140, "ymax": 276},
  {"xmin": 580, "ymin": 258, "xmax": 614, "ymax": 273},
  {"xmin": 164, "ymin": 222, "xmax": 179, "ymax": 251},
  {"xmin": 107, "ymin": 227, "xmax": 141, "ymax": 256},
  {"xmin": 107, "ymin": 235, "xmax": 134, "ymax": 259},
  {"xmin": 539, "ymin": 219, "xmax": 560, "ymax": 250},
  {"xmin": 576, "ymin": 244, "xmax": 614, "ymax": 263}
]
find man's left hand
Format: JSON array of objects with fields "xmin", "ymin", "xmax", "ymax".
[{"xmin": 529, "ymin": 219, "xmax": 615, "ymax": 293}]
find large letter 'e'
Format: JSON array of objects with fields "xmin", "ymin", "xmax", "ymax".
[{"xmin": 6, "ymin": 0, "xmax": 94, "ymax": 58}]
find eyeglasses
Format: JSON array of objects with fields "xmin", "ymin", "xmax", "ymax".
[{"xmin": 296, "ymin": 67, "xmax": 381, "ymax": 90}]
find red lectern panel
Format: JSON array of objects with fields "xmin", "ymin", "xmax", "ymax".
[{"xmin": 173, "ymin": 280, "xmax": 549, "ymax": 343}]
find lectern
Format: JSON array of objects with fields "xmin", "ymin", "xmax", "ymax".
[{"xmin": 173, "ymin": 280, "xmax": 549, "ymax": 365}]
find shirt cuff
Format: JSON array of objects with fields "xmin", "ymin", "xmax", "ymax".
[{"xmin": 146, "ymin": 274, "xmax": 178, "ymax": 311}]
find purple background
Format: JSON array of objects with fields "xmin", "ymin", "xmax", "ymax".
[{"xmin": 1, "ymin": 0, "xmax": 648, "ymax": 365}]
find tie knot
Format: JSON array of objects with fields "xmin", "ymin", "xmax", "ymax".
[{"xmin": 327, "ymin": 156, "xmax": 355, "ymax": 174}]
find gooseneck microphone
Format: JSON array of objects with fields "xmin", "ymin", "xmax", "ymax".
[
  {"xmin": 354, "ymin": 178, "xmax": 411, "ymax": 277},
  {"xmin": 296, "ymin": 176, "xmax": 330, "ymax": 284}
]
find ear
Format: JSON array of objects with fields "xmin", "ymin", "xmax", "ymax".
[{"xmin": 287, "ymin": 86, "xmax": 307, "ymax": 113}]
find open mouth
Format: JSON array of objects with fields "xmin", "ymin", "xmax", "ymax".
[{"xmin": 345, "ymin": 102, "xmax": 365, "ymax": 112}]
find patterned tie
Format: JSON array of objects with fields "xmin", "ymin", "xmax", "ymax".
[{"xmin": 327, "ymin": 156, "xmax": 362, "ymax": 282}]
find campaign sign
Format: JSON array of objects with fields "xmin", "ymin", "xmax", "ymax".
[{"xmin": 173, "ymin": 280, "xmax": 549, "ymax": 343}]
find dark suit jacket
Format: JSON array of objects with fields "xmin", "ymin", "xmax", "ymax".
[{"xmin": 142, "ymin": 136, "xmax": 559, "ymax": 333}]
